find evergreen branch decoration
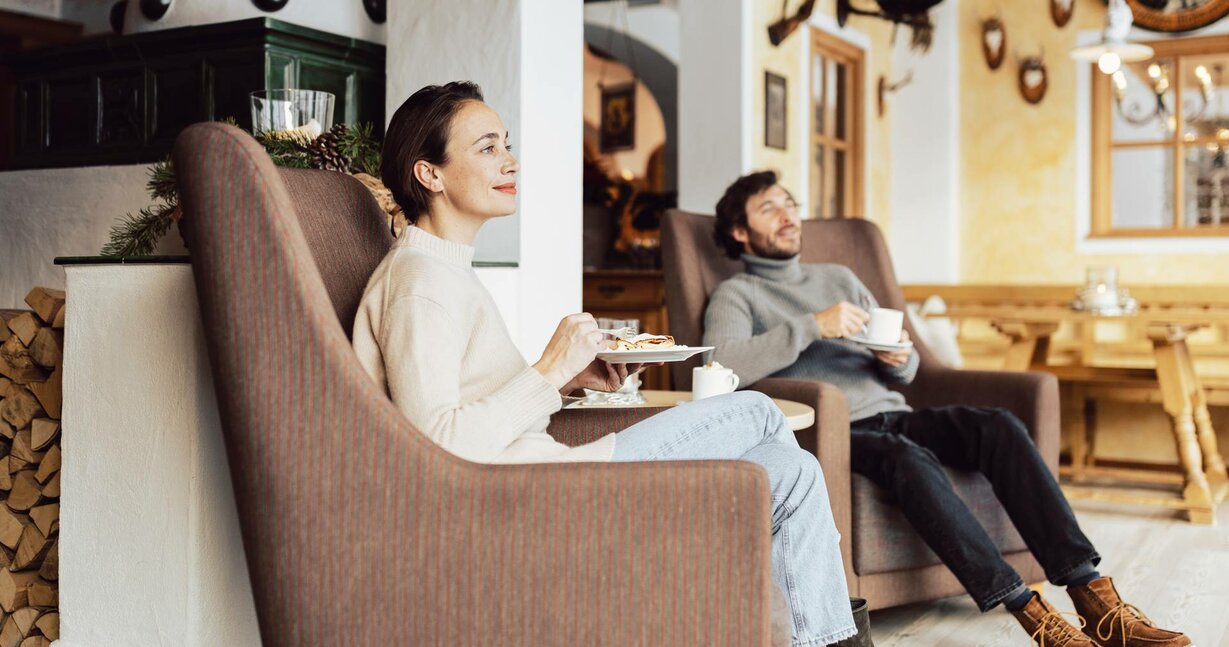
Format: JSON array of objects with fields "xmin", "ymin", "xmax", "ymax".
[
  {"xmin": 254, "ymin": 131, "xmax": 316, "ymax": 168},
  {"xmin": 101, "ymin": 121, "xmax": 384, "ymax": 257},
  {"xmin": 99, "ymin": 204, "xmax": 178, "ymax": 257},
  {"xmin": 146, "ymin": 158, "xmax": 179, "ymax": 205},
  {"xmin": 339, "ymin": 122, "xmax": 382, "ymax": 176}
]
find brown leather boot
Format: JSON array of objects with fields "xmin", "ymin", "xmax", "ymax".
[
  {"xmin": 1067, "ymin": 577, "xmax": 1191, "ymax": 647},
  {"xmin": 1010, "ymin": 592, "xmax": 1096, "ymax": 646}
]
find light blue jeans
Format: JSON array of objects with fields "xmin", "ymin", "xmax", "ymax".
[{"xmin": 611, "ymin": 391, "xmax": 857, "ymax": 647}]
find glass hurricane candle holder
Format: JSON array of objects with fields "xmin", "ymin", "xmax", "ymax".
[
  {"xmin": 1083, "ymin": 265, "xmax": 1120, "ymax": 310},
  {"xmin": 249, "ymin": 89, "xmax": 334, "ymax": 139}
]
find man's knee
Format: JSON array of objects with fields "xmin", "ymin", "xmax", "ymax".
[
  {"xmin": 988, "ymin": 408, "xmax": 1032, "ymax": 446},
  {"xmin": 881, "ymin": 438, "xmax": 942, "ymax": 485}
]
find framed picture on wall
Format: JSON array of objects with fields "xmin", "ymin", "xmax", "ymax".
[
  {"xmin": 600, "ymin": 82, "xmax": 636, "ymax": 152},
  {"xmin": 765, "ymin": 71, "xmax": 787, "ymax": 150}
]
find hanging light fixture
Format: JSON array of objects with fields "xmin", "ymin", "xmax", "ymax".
[
  {"xmin": 1070, "ymin": 0, "xmax": 1153, "ymax": 75},
  {"xmin": 1110, "ymin": 62, "xmax": 1221, "ymax": 132}
]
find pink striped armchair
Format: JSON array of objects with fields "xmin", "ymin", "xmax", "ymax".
[{"xmin": 173, "ymin": 123, "xmax": 782, "ymax": 646}]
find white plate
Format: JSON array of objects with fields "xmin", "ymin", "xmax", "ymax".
[
  {"xmin": 596, "ymin": 346, "xmax": 714, "ymax": 364},
  {"xmin": 848, "ymin": 336, "xmax": 913, "ymax": 352}
]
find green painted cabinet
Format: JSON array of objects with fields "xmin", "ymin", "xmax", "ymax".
[{"xmin": 9, "ymin": 18, "xmax": 384, "ymax": 169}]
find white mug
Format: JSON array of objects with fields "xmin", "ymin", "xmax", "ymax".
[
  {"xmin": 693, "ymin": 365, "xmax": 740, "ymax": 400},
  {"xmin": 866, "ymin": 307, "xmax": 904, "ymax": 344}
]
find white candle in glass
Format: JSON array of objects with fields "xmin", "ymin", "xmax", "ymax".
[{"xmin": 1085, "ymin": 266, "xmax": 1120, "ymax": 309}]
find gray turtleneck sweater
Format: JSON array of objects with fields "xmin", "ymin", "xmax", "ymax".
[{"xmin": 702, "ymin": 254, "xmax": 918, "ymax": 422}]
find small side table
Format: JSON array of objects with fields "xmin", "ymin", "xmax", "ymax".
[{"xmin": 568, "ymin": 390, "xmax": 815, "ymax": 432}]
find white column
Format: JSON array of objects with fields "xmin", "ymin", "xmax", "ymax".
[
  {"xmin": 678, "ymin": 0, "xmax": 753, "ymax": 214},
  {"xmin": 517, "ymin": 0, "xmax": 584, "ymax": 356},
  {"xmin": 887, "ymin": 0, "xmax": 961, "ymax": 283},
  {"xmin": 386, "ymin": 0, "xmax": 583, "ymax": 359},
  {"xmin": 59, "ymin": 264, "xmax": 261, "ymax": 647}
]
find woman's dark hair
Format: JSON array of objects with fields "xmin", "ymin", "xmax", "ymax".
[
  {"xmin": 713, "ymin": 170, "xmax": 778, "ymax": 260},
  {"xmin": 381, "ymin": 81, "xmax": 485, "ymax": 225}
]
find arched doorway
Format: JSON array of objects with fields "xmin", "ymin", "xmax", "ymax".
[{"xmin": 583, "ymin": 24, "xmax": 677, "ymax": 191}]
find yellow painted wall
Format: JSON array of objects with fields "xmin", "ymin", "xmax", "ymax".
[
  {"xmin": 959, "ymin": 0, "xmax": 1229, "ymax": 285},
  {"xmin": 748, "ymin": 0, "xmax": 896, "ymax": 228}
]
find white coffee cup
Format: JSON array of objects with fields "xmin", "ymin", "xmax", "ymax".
[
  {"xmin": 693, "ymin": 363, "xmax": 740, "ymax": 400},
  {"xmin": 865, "ymin": 307, "xmax": 904, "ymax": 344}
]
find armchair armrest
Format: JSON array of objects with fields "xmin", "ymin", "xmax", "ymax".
[
  {"xmin": 747, "ymin": 377, "xmax": 853, "ymax": 586},
  {"xmin": 444, "ymin": 458, "xmax": 776, "ymax": 645},
  {"xmin": 901, "ymin": 366, "xmax": 1060, "ymax": 469},
  {"xmin": 547, "ymin": 405, "xmax": 673, "ymax": 447}
]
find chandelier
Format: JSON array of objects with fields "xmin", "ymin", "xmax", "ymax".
[
  {"xmin": 1070, "ymin": 0, "xmax": 1153, "ymax": 75},
  {"xmin": 1110, "ymin": 61, "xmax": 1220, "ymax": 132}
]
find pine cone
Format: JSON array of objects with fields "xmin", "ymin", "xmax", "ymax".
[{"xmin": 309, "ymin": 124, "xmax": 353, "ymax": 173}]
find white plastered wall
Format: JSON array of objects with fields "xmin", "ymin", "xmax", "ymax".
[
  {"xmin": 58, "ymin": 265, "xmax": 261, "ymax": 647},
  {"xmin": 122, "ymin": 0, "xmax": 385, "ymax": 42},
  {"xmin": 678, "ymin": 0, "xmax": 753, "ymax": 213},
  {"xmin": 884, "ymin": 0, "xmax": 961, "ymax": 283},
  {"xmin": 0, "ymin": 165, "xmax": 188, "ymax": 308}
]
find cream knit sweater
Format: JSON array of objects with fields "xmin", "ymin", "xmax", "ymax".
[{"xmin": 352, "ymin": 226, "xmax": 615, "ymax": 464}]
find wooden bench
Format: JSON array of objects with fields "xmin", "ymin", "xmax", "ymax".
[{"xmin": 1043, "ymin": 365, "xmax": 1229, "ymax": 520}]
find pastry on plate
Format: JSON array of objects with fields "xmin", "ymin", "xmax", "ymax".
[{"xmin": 614, "ymin": 333, "xmax": 676, "ymax": 351}]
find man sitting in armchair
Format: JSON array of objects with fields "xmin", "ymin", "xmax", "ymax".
[{"xmin": 701, "ymin": 170, "xmax": 1190, "ymax": 647}]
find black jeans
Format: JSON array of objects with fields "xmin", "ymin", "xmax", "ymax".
[{"xmin": 851, "ymin": 406, "xmax": 1100, "ymax": 612}]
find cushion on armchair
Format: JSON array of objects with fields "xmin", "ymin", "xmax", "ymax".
[{"xmin": 851, "ymin": 470, "xmax": 1027, "ymax": 575}]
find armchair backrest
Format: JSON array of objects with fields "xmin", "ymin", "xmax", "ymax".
[
  {"xmin": 174, "ymin": 122, "xmax": 452, "ymax": 645},
  {"xmin": 662, "ymin": 209, "xmax": 939, "ymax": 389},
  {"xmin": 275, "ymin": 167, "xmax": 394, "ymax": 335}
]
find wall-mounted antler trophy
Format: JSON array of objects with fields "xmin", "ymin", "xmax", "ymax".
[
  {"xmin": 836, "ymin": 0, "xmax": 946, "ymax": 52},
  {"xmin": 877, "ymin": 70, "xmax": 914, "ymax": 117},
  {"xmin": 768, "ymin": 0, "xmax": 817, "ymax": 47},
  {"xmin": 1050, "ymin": 0, "xmax": 1073, "ymax": 27},
  {"xmin": 1018, "ymin": 50, "xmax": 1048, "ymax": 105},
  {"xmin": 980, "ymin": 15, "xmax": 1006, "ymax": 70}
]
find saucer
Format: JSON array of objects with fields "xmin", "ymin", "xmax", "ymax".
[{"xmin": 848, "ymin": 336, "xmax": 913, "ymax": 352}]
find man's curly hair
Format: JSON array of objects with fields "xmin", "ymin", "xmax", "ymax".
[{"xmin": 712, "ymin": 170, "xmax": 779, "ymax": 260}]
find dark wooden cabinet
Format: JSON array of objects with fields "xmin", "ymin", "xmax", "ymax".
[
  {"xmin": 7, "ymin": 17, "xmax": 384, "ymax": 170},
  {"xmin": 583, "ymin": 269, "xmax": 673, "ymax": 390}
]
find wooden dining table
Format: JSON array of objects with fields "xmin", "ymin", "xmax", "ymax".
[{"xmin": 936, "ymin": 305, "xmax": 1229, "ymax": 524}]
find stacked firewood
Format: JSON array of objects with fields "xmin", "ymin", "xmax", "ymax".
[{"xmin": 0, "ymin": 289, "xmax": 63, "ymax": 647}]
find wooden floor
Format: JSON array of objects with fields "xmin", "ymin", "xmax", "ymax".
[{"xmin": 869, "ymin": 500, "xmax": 1229, "ymax": 646}]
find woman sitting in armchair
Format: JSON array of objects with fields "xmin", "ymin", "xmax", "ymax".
[{"xmin": 350, "ymin": 80, "xmax": 864, "ymax": 647}]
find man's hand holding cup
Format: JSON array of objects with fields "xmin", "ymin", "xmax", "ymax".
[{"xmin": 814, "ymin": 302, "xmax": 870, "ymax": 339}]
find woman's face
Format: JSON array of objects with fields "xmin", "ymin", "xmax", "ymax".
[{"xmin": 433, "ymin": 100, "xmax": 519, "ymax": 219}]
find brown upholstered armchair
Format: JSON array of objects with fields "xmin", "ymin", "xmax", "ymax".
[
  {"xmin": 662, "ymin": 209, "xmax": 1060, "ymax": 610},
  {"xmin": 174, "ymin": 123, "xmax": 782, "ymax": 646}
]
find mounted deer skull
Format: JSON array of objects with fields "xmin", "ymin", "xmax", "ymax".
[
  {"xmin": 1050, "ymin": 0, "xmax": 1073, "ymax": 27},
  {"xmin": 1018, "ymin": 50, "xmax": 1048, "ymax": 105},
  {"xmin": 980, "ymin": 16, "xmax": 1006, "ymax": 70}
]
